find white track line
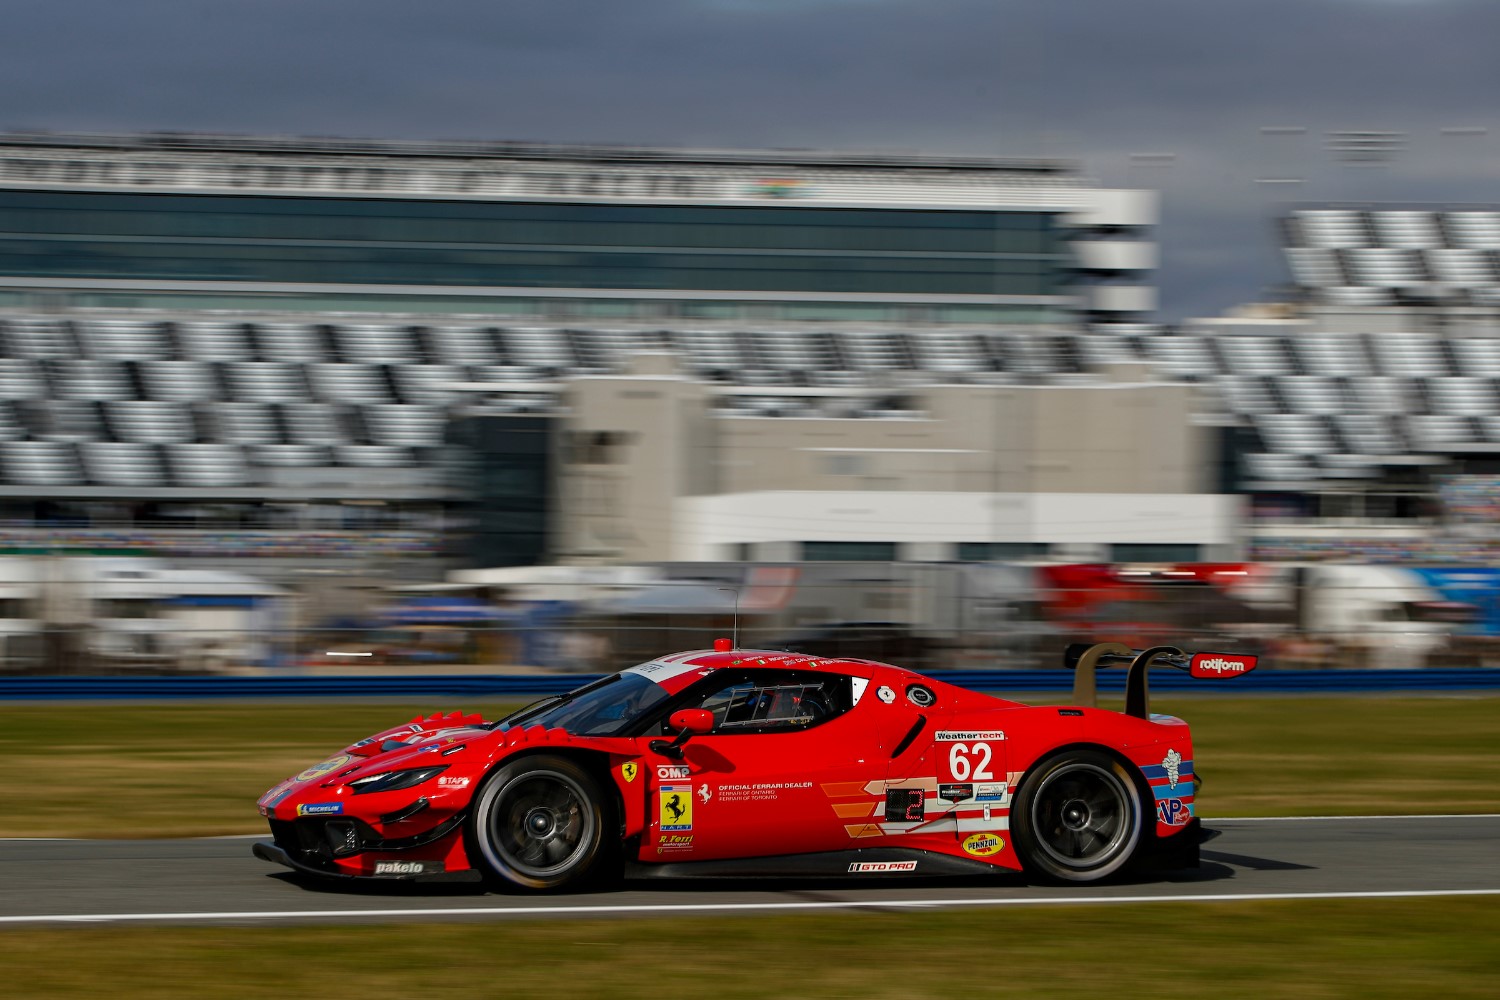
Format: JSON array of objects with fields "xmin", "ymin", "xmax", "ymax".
[{"xmin": 4, "ymin": 888, "xmax": 1500, "ymax": 925}]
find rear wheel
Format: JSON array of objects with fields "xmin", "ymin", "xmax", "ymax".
[
  {"xmin": 468, "ymin": 755, "xmax": 610, "ymax": 891},
  {"xmin": 1011, "ymin": 749, "xmax": 1143, "ymax": 883}
]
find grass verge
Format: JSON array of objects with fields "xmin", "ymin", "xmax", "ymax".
[
  {"xmin": 2, "ymin": 694, "xmax": 1497, "ymax": 838},
  {"xmin": 4, "ymin": 898, "xmax": 1499, "ymax": 999}
]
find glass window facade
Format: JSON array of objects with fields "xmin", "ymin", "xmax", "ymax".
[
  {"xmin": 0, "ymin": 190, "xmax": 1071, "ymax": 298},
  {"xmin": 801, "ymin": 541, "xmax": 899, "ymax": 562}
]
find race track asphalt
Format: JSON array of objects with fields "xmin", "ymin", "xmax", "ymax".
[{"xmin": 2, "ymin": 815, "xmax": 1498, "ymax": 926}]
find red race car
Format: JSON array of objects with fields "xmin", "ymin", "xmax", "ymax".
[{"xmin": 253, "ymin": 640, "xmax": 1254, "ymax": 889}]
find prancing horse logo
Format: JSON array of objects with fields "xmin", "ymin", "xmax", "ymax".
[
  {"xmin": 664, "ymin": 794, "xmax": 687, "ymax": 824},
  {"xmin": 621, "ymin": 762, "xmax": 639, "ymax": 783}
]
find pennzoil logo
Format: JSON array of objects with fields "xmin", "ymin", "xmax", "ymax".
[
  {"xmin": 962, "ymin": 833, "xmax": 1004, "ymax": 857},
  {"xmin": 621, "ymin": 762, "xmax": 639, "ymax": 783}
]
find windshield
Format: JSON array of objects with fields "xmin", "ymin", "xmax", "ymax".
[{"xmin": 500, "ymin": 671, "xmax": 671, "ymax": 737}]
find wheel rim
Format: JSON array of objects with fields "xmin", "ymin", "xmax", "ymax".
[
  {"xmin": 483, "ymin": 770, "xmax": 595, "ymax": 880},
  {"xmin": 1029, "ymin": 762, "xmax": 1135, "ymax": 870}
]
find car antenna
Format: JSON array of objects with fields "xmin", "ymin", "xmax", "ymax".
[{"xmin": 718, "ymin": 587, "xmax": 740, "ymax": 649}]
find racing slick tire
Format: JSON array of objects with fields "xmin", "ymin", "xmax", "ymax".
[
  {"xmin": 1011, "ymin": 748, "xmax": 1144, "ymax": 884},
  {"xmin": 468, "ymin": 754, "xmax": 612, "ymax": 892}
]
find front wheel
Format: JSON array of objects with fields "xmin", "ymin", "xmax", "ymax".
[
  {"xmin": 468, "ymin": 754, "xmax": 610, "ymax": 891},
  {"xmin": 1011, "ymin": 749, "xmax": 1143, "ymax": 883}
]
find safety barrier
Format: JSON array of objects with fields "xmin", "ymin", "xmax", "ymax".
[{"xmin": 3, "ymin": 668, "xmax": 1499, "ymax": 701}]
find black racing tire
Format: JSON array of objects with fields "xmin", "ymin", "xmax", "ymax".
[
  {"xmin": 1011, "ymin": 748, "xmax": 1144, "ymax": 884},
  {"xmin": 467, "ymin": 754, "xmax": 611, "ymax": 892}
]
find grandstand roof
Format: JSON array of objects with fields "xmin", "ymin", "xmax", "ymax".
[{"xmin": 0, "ymin": 130, "xmax": 1077, "ymax": 177}]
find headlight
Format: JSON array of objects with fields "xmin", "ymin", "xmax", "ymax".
[{"xmin": 347, "ymin": 765, "xmax": 447, "ymax": 795}]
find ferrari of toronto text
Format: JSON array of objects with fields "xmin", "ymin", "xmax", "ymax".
[{"xmin": 253, "ymin": 640, "xmax": 1254, "ymax": 890}]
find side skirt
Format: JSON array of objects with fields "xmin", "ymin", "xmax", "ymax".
[{"xmin": 625, "ymin": 847, "xmax": 1008, "ymax": 880}]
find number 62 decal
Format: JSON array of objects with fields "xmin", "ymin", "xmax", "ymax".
[{"xmin": 944, "ymin": 741, "xmax": 994, "ymax": 782}]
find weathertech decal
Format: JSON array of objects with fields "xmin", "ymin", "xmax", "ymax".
[
  {"xmin": 938, "ymin": 783, "xmax": 973, "ymax": 803},
  {"xmin": 934, "ymin": 731, "xmax": 1005, "ymax": 741},
  {"xmin": 848, "ymin": 861, "xmax": 918, "ymax": 873}
]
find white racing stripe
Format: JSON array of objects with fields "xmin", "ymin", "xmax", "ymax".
[{"xmin": 3, "ymin": 888, "xmax": 1500, "ymax": 925}]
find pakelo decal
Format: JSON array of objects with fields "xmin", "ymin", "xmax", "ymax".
[{"xmin": 373, "ymin": 860, "xmax": 442, "ymax": 876}]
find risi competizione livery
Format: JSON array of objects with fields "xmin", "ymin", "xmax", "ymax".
[{"xmin": 254, "ymin": 641, "xmax": 1254, "ymax": 889}]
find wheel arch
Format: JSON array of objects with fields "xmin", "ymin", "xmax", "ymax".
[
  {"xmin": 1015, "ymin": 740, "xmax": 1153, "ymax": 805},
  {"xmin": 480, "ymin": 745, "xmax": 627, "ymax": 838}
]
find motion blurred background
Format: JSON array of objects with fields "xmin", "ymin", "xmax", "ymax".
[{"xmin": 6, "ymin": 0, "xmax": 1500, "ymax": 680}]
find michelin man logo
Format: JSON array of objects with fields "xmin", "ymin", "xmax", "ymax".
[{"xmin": 1162, "ymin": 748, "xmax": 1182, "ymax": 789}]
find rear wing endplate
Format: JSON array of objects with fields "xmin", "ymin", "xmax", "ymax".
[{"xmin": 1063, "ymin": 643, "xmax": 1258, "ymax": 719}]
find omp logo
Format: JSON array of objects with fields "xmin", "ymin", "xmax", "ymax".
[
  {"xmin": 962, "ymin": 833, "xmax": 1003, "ymax": 857},
  {"xmin": 1190, "ymin": 653, "xmax": 1257, "ymax": 678},
  {"xmin": 656, "ymin": 764, "xmax": 690, "ymax": 780},
  {"xmin": 848, "ymin": 861, "xmax": 918, "ymax": 873}
]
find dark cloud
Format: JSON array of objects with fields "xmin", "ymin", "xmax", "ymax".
[{"xmin": 1, "ymin": 0, "xmax": 1496, "ymax": 318}]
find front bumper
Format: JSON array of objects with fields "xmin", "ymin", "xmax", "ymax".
[
  {"xmin": 252, "ymin": 839, "xmax": 481, "ymax": 883},
  {"xmin": 257, "ymin": 807, "xmax": 476, "ymax": 882}
]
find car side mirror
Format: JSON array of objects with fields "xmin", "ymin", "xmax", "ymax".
[
  {"xmin": 669, "ymin": 709, "xmax": 714, "ymax": 734},
  {"xmin": 650, "ymin": 708, "xmax": 714, "ymax": 759}
]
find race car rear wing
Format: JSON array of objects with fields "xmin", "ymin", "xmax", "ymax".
[{"xmin": 1063, "ymin": 643, "xmax": 1258, "ymax": 719}]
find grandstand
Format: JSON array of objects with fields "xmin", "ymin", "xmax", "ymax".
[{"xmin": 0, "ymin": 130, "xmax": 1158, "ymax": 566}]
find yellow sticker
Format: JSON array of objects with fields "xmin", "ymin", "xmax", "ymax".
[
  {"xmin": 962, "ymin": 832, "xmax": 1004, "ymax": 857},
  {"xmin": 621, "ymin": 762, "xmax": 639, "ymax": 783},
  {"xmin": 296, "ymin": 754, "xmax": 352, "ymax": 782},
  {"xmin": 659, "ymin": 785, "xmax": 693, "ymax": 831}
]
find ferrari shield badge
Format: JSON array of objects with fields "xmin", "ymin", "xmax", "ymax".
[{"xmin": 621, "ymin": 762, "xmax": 639, "ymax": 783}]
